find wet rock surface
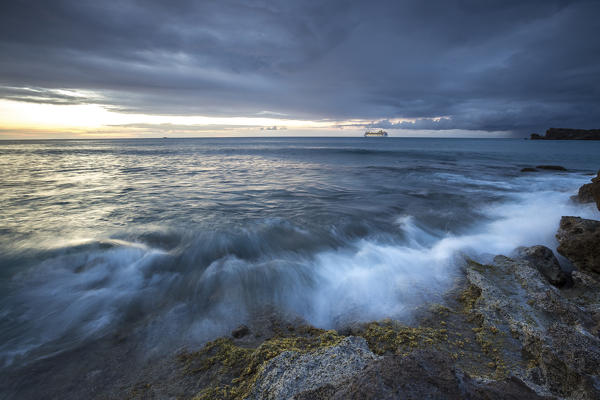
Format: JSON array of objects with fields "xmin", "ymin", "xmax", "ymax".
[
  {"xmin": 514, "ymin": 245, "xmax": 569, "ymax": 287},
  {"xmin": 535, "ymin": 165, "xmax": 567, "ymax": 171},
  {"xmin": 231, "ymin": 325, "xmax": 250, "ymax": 339},
  {"xmin": 557, "ymin": 216, "xmax": 600, "ymax": 274},
  {"xmin": 573, "ymin": 170, "xmax": 600, "ymax": 210}
]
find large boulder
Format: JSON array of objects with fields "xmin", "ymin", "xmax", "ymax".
[
  {"xmin": 248, "ymin": 336, "xmax": 379, "ymax": 400},
  {"xmin": 574, "ymin": 170, "xmax": 600, "ymax": 210},
  {"xmin": 556, "ymin": 217, "xmax": 600, "ymax": 274},
  {"xmin": 515, "ymin": 245, "xmax": 569, "ymax": 287},
  {"xmin": 463, "ymin": 255, "xmax": 600, "ymax": 399}
]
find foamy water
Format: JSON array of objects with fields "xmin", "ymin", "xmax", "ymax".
[{"xmin": 0, "ymin": 137, "xmax": 598, "ymax": 372}]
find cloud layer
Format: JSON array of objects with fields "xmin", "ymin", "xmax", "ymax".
[{"xmin": 1, "ymin": 0, "xmax": 599, "ymax": 133}]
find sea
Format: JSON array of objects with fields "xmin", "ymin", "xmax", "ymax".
[{"xmin": 0, "ymin": 137, "xmax": 599, "ymax": 396}]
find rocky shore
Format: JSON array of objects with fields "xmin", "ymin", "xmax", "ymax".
[
  {"xmin": 530, "ymin": 128, "xmax": 600, "ymax": 140},
  {"xmin": 115, "ymin": 170, "xmax": 600, "ymax": 400}
]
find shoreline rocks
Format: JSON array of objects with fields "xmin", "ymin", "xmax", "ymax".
[
  {"xmin": 572, "ymin": 170, "xmax": 600, "ymax": 210},
  {"xmin": 514, "ymin": 245, "xmax": 569, "ymax": 287},
  {"xmin": 557, "ymin": 216, "xmax": 600, "ymax": 275},
  {"xmin": 165, "ymin": 250, "xmax": 600, "ymax": 400},
  {"xmin": 125, "ymin": 182, "xmax": 600, "ymax": 400},
  {"xmin": 248, "ymin": 336, "xmax": 379, "ymax": 400}
]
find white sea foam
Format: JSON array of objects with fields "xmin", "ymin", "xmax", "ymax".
[
  {"xmin": 288, "ymin": 178, "xmax": 597, "ymax": 327},
  {"xmin": 2, "ymin": 175, "xmax": 597, "ymax": 367},
  {"xmin": 0, "ymin": 241, "xmax": 168, "ymax": 367}
]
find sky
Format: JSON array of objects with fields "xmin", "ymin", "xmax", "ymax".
[{"xmin": 0, "ymin": 0, "xmax": 599, "ymax": 138}]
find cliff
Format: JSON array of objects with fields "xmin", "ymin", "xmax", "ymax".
[{"xmin": 531, "ymin": 128, "xmax": 600, "ymax": 140}]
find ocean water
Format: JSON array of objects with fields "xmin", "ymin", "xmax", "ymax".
[{"xmin": 0, "ymin": 137, "xmax": 599, "ymax": 378}]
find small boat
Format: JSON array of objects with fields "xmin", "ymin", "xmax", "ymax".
[{"xmin": 364, "ymin": 130, "xmax": 388, "ymax": 137}]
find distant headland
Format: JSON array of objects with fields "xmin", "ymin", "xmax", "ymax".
[{"xmin": 530, "ymin": 128, "xmax": 600, "ymax": 140}]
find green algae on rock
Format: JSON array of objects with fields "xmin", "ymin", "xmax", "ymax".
[
  {"xmin": 357, "ymin": 319, "xmax": 448, "ymax": 356},
  {"xmin": 180, "ymin": 328, "xmax": 345, "ymax": 400}
]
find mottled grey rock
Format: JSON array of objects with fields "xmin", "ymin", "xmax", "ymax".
[
  {"xmin": 571, "ymin": 270, "xmax": 600, "ymax": 288},
  {"xmin": 515, "ymin": 245, "xmax": 569, "ymax": 287},
  {"xmin": 295, "ymin": 349, "xmax": 551, "ymax": 400},
  {"xmin": 248, "ymin": 336, "xmax": 379, "ymax": 400},
  {"xmin": 464, "ymin": 255, "xmax": 600, "ymax": 399},
  {"xmin": 296, "ymin": 354, "xmax": 555, "ymax": 400},
  {"xmin": 556, "ymin": 217, "xmax": 600, "ymax": 274}
]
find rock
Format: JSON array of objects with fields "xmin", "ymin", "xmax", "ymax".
[
  {"xmin": 531, "ymin": 128, "xmax": 600, "ymax": 140},
  {"xmin": 231, "ymin": 324, "xmax": 250, "ymax": 338},
  {"xmin": 556, "ymin": 216, "xmax": 600, "ymax": 274},
  {"xmin": 514, "ymin": 245, "xmax": 569, "ymax": 287},
  {"xmin": 521, "ymin": 167, "xmax": 538, "ymax": 172},
  {"xmin": 571, "ymin": 270, "xmax": 600, "ymax": 288},
  {"xmin": 573, "ymin": 170, "xmax": 600, "ymax": 210},
  {"xmin": 535, "ymin": 165, "xmax": 567, "ymax": 171},
  {"xmin": 296, "ymin": 350, "xmax": 550, "ymax": 400},
  {"xmin": 463, "ymin": 255, "xmax": 600, "ymax": 399},
  {"xmin": 577, "ymin": 183, "xmax": 600, "ymax": 210},
  {"xmin": 248, "ymin": 336, "xmax": 379, "ymax": 400}
]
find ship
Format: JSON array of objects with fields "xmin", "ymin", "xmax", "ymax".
[{"xmin": 364, "ymin": 129, "xmax": 388, "ymax": 137}]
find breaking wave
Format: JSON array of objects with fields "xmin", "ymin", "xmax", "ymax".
[{"xmin": 1, "ymin": 176, "xmax": 596, "ymax": 368}]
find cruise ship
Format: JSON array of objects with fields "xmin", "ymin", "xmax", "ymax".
[{"xmin": 364, "ymin": 129, "xmax": 388, "ymax": 137}]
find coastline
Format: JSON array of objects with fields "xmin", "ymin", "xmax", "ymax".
[
  {"xmin": 114, "ymin": 171, "xmax": 600, "ymax": 398},
  {"xmin": 1, "ymin": 144, "xmax": 599, "ymax": 399}
]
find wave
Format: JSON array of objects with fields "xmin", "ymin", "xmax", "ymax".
[{"xmin": 1, "ymin": 178, "xmax": 597, "ymax": 368}]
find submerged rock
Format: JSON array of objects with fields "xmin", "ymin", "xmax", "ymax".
[
  {"xmin": 556, "ymin": 216, "xmax": 600, "ymax": 274},
  {"xmin": 231, "ymin": 325, "xmax": 250, "ymax": 339},
  {"xmin": 248, "ymin": 336, "xmax": 379, "ymax": 400},
  {"xmin": 521, "ymin": 167, "xmax": 538, "ymax": 172},
  {"xmin": 535, "ymin": 165, "xmax": 567, "ymax": 171},
  {"xmin": 515, "ymin": 245, "xmax": 569, "ymax": 287}
]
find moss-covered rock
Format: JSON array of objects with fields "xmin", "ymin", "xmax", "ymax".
[
  {"xmin": 357, "ymin": 319, "xmax": 448, "ymax": 356},
  {"xmin": 179, "ymin": 328, "xmax": 345, "ymax": 400}
]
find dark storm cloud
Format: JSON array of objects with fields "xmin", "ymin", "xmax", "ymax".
[{"xmin": 1, "ymin": 0, "xmax": 599, "ymax": 133}]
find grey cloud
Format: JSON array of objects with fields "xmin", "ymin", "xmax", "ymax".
[
  {"xmin": 0, "ymin": 0, "xmax": 599, "ymax": 133},
  {"xmin": 0, "ymin": 86, "xmax": 105, "ymax": 105}
]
